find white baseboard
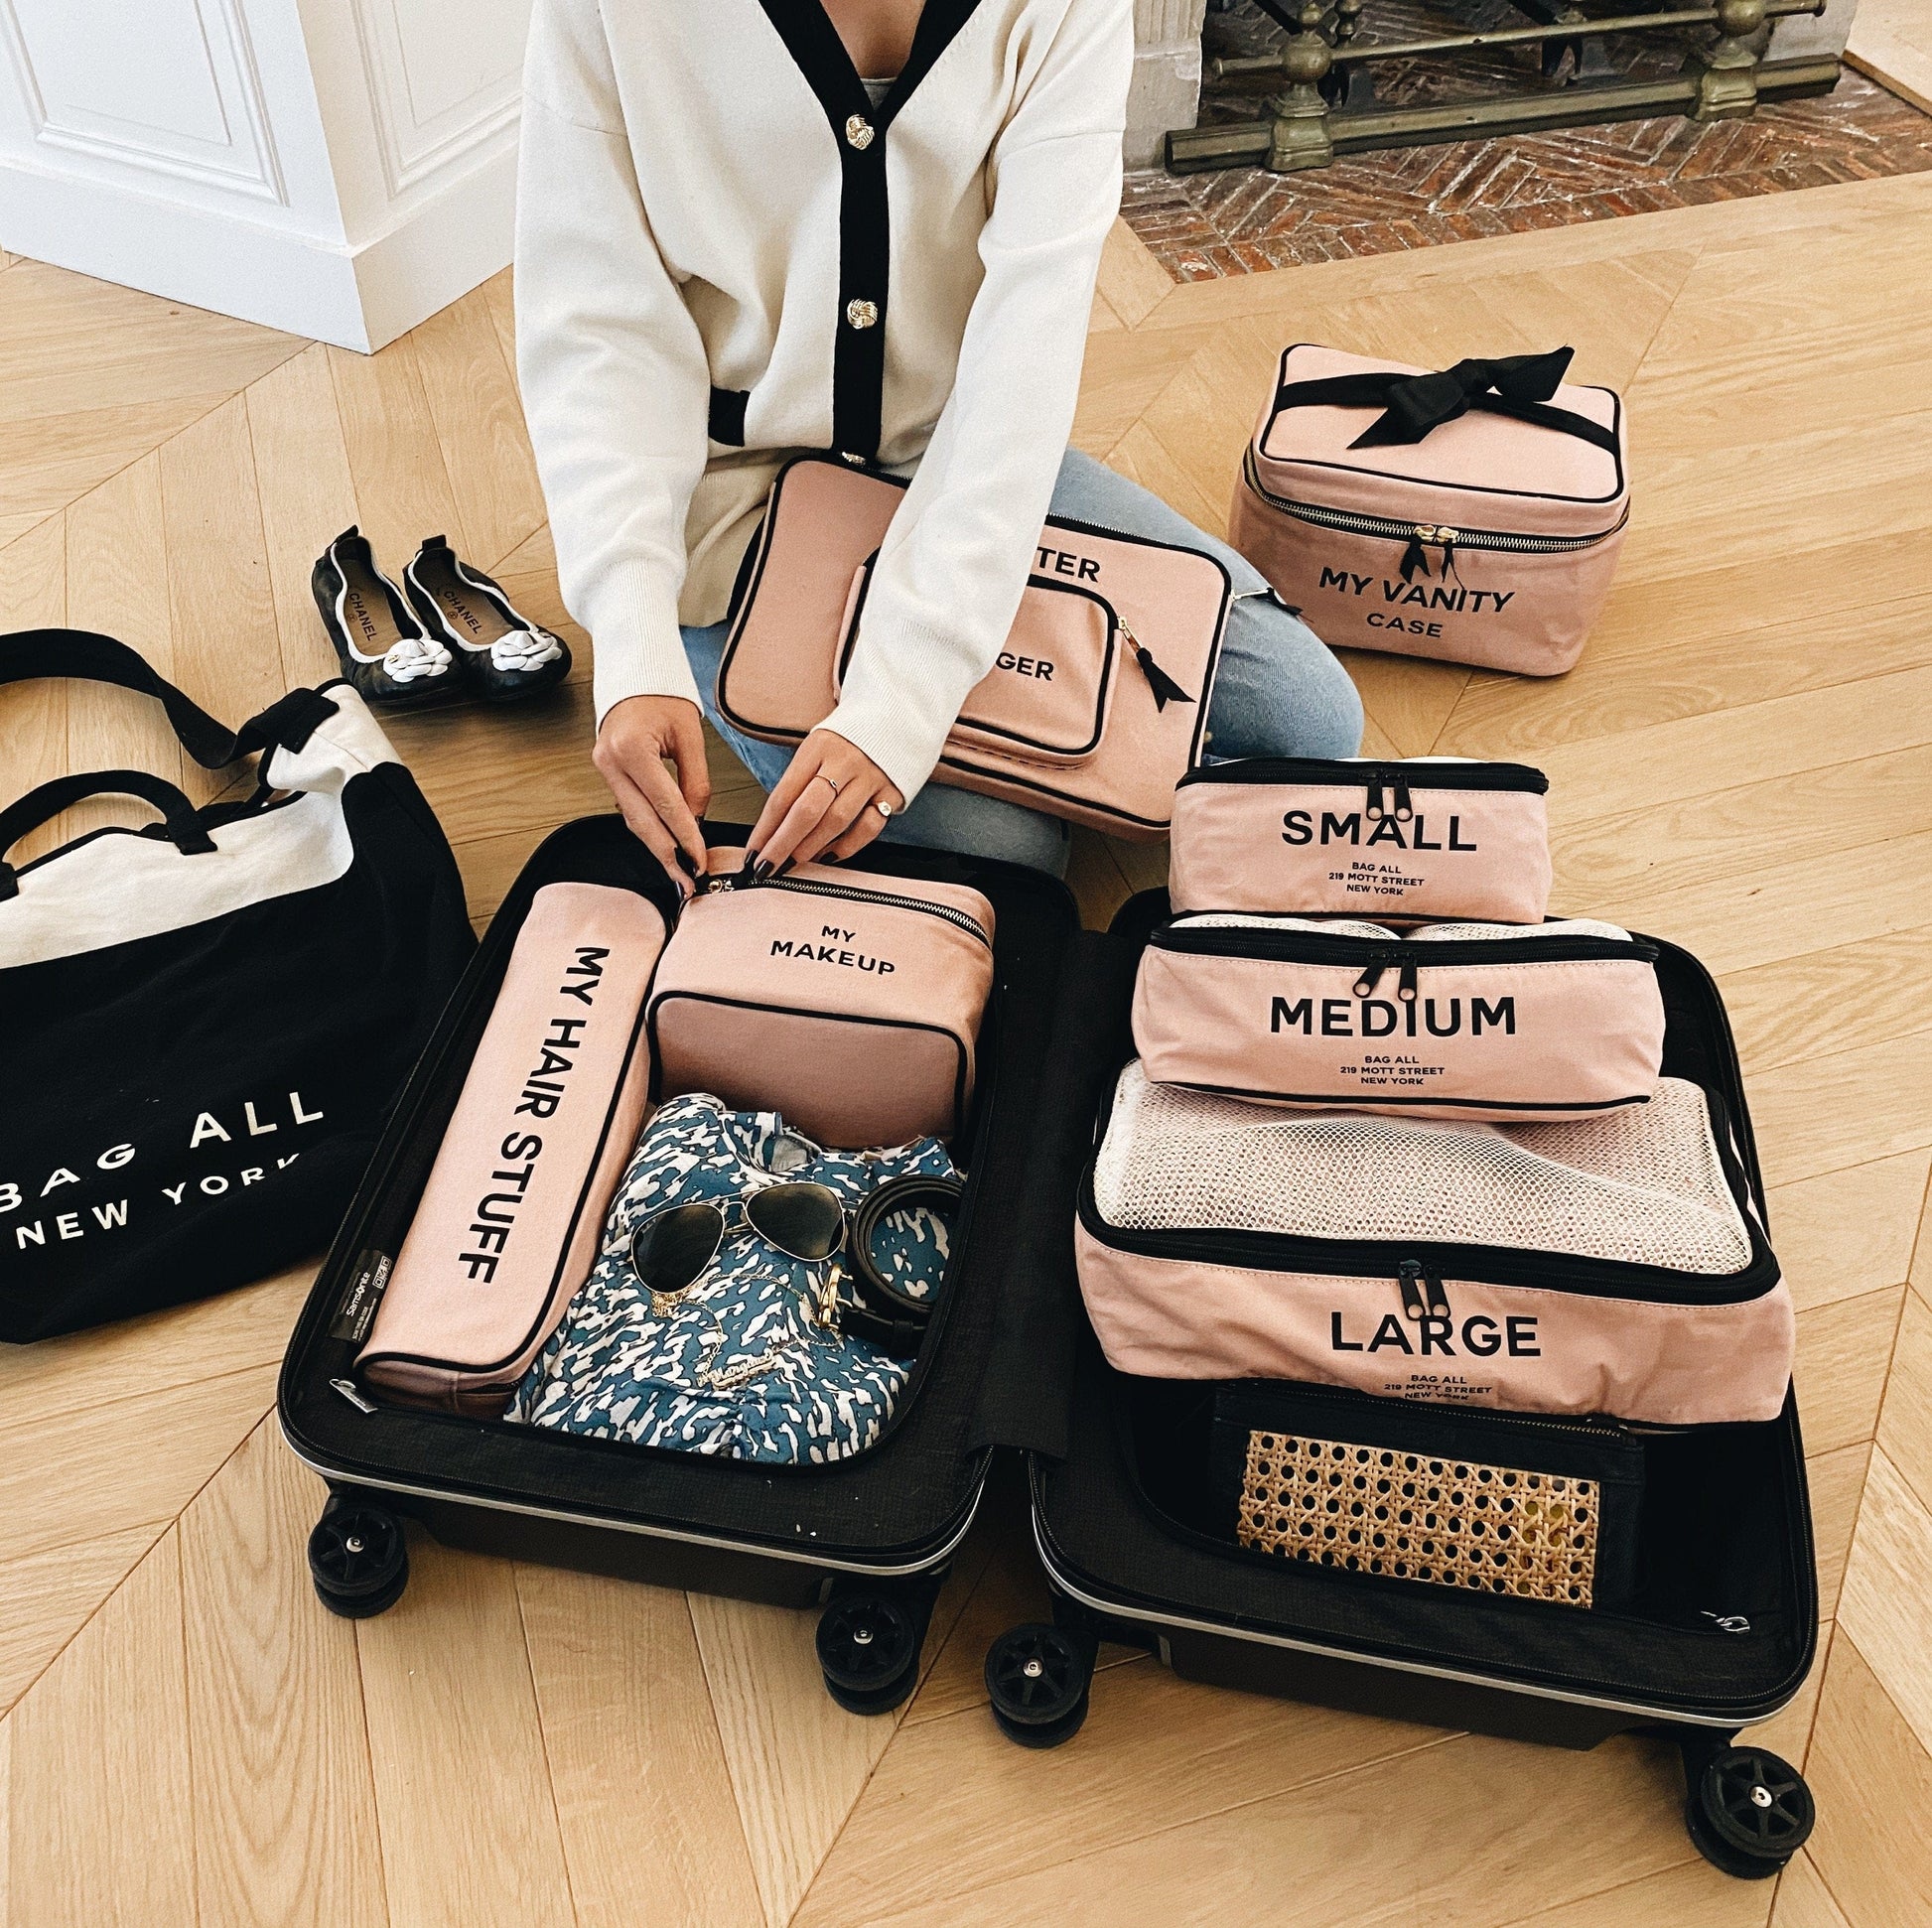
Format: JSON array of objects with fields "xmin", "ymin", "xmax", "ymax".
[{"xmin": 0, "ymin": 142, "xmax": 517, "ymax": 351}]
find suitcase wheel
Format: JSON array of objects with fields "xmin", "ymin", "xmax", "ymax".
[
  {"xmin": 308, "ymin": 1498, "xmax": 409, "ymax": 1619},
  {"xmin": 984, "ymin": 1623, "xmax": 1092, "ymax": 1749},
  {"xmin": 1682, "ymin": 1743, "xmax": 1815, "ymax": 1879},
  {"xmin": 816, "ymin": 1591, "xmax": 920, "ymax": 1716}
]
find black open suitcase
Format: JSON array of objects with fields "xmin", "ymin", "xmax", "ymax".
[
  {"xmin": 278, "ymin": 817, "xmax": 1082, "ymax": 1713},
  {"xmin": 980, "ymin": 890, "xmax": 1820, "ymax": 1880},
  {"xmin": 278, "ymin": 830, "xmax": 1818, "ymax": 1873}
]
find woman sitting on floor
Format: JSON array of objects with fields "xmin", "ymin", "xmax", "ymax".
[{"xmin": 515, "ymin": 0, "xmax": 1363, "ymax": 882}]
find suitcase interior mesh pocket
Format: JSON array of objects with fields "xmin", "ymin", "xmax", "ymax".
[{"xmin": 1235, "ymin": 1429, "xmax": 1601, "ymax": 1606}]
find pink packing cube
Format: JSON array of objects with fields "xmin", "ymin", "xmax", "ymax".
[
  {"xmin": 1074, "ymin": 1060, "xmax": 1793, "ymax": 1427},
  {"xmin": 1168, "ymin": 755, "xmax": 1551, "ymax": 922},
  {"xmin": 357, "ymin": 883, "xmax": 666, "ymax": 1416},
  {"xmin": 1228, "ymin": 344, "xmax": 1629, "ymax": 675},
  {"xmin": 1132, "ymin": 912, "xmax": 1664, "ymax": 1121}
]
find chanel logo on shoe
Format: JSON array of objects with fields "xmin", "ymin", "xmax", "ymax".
[
  {"xmin": 845, "ymin": 114, "xmax": 875, "ymax": 149},
  {"xmin": 845, "ymin": 299, "xmax": 879, "ymax": 330}
]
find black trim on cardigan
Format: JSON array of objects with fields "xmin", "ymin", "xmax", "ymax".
[
  {"xmin": 708, "ymin": 386, "xmax": 750, "ymax": 447},
  {"xmin": 752, "ymin": 0, "xmax": 984, "ymax": 464}
]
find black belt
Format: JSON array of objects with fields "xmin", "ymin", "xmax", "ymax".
[{"xmin": 839, "ymin": 1173, "xmax": 964, "ymax": 1359}]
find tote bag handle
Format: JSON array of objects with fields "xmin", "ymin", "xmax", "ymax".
[
  {"xmin": 0, "ymin": 628, "xmax": 339, "ymax": 772},
  {"xmin": 0, "ymin": 768, "xmax": 215, "ymax": 901}
]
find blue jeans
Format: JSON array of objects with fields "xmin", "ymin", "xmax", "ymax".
[{"xmin": 684, "ymin": 447, "xmax": 1363, "ymax": 876}]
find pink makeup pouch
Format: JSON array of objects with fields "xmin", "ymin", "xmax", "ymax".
[
  {"xmin": 1168, "ymin": 756, "xmax": 1551, "ymax": 923},
  {"xmin": 714, "ymin": 454, "xmax": 1231, "ymax": 841},
  {"xmin": 357, "ymin": 884, "xmax": 666, "ymax": 1416},
  {"xmin": 646, "ymin": 850, "xmax": 995, "ymax": 1149},
  {"xmin": 1228, "ymin": 344, "xmax": 1629, "ymax": 676},
  {"xmin": 1132, "ymin": 913, "xmax": 1664, "ymax": 1121},
  {"xmin": 1075, "ymin": 1061, "xmax": 1792, "ymax": 1426}
]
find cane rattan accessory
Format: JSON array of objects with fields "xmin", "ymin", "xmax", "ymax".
[{"xmin": 1235, "ymin": 1427, "xmax": 1601, "ymax": 1607}]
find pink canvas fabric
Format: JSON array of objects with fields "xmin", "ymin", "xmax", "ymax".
[
  {"xmin": 1132, "ymin": 913, "xmax": 1664, "ymax": 1120},
  {"xmin": 358, "ymin": 884, "xmax": 666, "ymax": 1416},
  {"xmin": 1168, "ymin": 757, "xmax": 1552, "ymax": 922},
  {"xmin": 715, "ymin": 455, "xmax": 1231, "ymax": 839},
  {"xmin": 646, "ymin": 849, "xmax": 995, "ymax": 1148},
  {"xmin": 1227, "ymin": 344, "xmax": 1630, "ymax": 675},
  {"xmin": 1076, "ymin": 1063, "xmax": 1792, "ymax": 1426}
]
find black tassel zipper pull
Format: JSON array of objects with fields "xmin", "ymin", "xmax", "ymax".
[
  {"xmin": 1120, "ymin": 617, "xmax": 1193, "ymax": 713},
  {"xmin": 1400, "ymin": 529, "xmax": 1434, "ymax": 581}
]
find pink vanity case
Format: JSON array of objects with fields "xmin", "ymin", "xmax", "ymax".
[{"xmin": 1229, "ymin": 344, "xmax": 1629, "ymax": 675}]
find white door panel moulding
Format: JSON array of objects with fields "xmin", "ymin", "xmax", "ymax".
[
  {"xmin": 348, "ymin": 0, "xmax": 525, "ymax": 194},
  {"xmin": 0, "ymin": 0, "xmax": 532, "ymax": 349},
  {"xmin": 0, "ymin": 0, "xmax": 284, "ymax": 200}
]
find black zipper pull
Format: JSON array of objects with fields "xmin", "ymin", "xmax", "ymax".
[
  {"xmin": 1425, "ymin": 1270, "xmax": 1449, "ymax": 1318},
  {"xmin": 1401, "ymin": 529, "xmax": 1434, "ymax": 581},
  {"xmin": 1438, "ymin": 531, "xmax": 1462, "ymax": 586},
  {"xmin": 1353, "ymin": 962, "xmax": 1385, "ymax": 998},
  {"xmin": 1391, "ymin": 771, "xmax": 1414, "ymax": 822},
  {"xmin": 1397, "ymin": 1259, "xmax": 1428, "ymax": 1321},
  {"xmin": 1397, "ymin": 960, "xmax": 1419, "ymax": 1003},
  {"xmin": 1365, "ymin": 771, "xmax": 1387, "ymax": 821},
  {"xmin": 1120, "ymin": 618, "xmax": 1194, "ymax": 712}
]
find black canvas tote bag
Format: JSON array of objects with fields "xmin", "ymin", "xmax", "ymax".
[{"xmin": 0, "ymin": 631, "xmax": 475, "ymax": 1341}]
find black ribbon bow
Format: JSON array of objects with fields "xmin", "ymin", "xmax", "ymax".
[
  {"xmin": 1271, "ymin": 345, "xmax": 1620, "ymax": 458},
  {"xmin": 1352, "ymin": 347, "xmax": 1574, "ymax": 448}
]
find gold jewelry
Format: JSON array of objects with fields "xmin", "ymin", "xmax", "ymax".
[{"xmin": 815, "ymin": 770, "xmax": 843, "ymax": 796}]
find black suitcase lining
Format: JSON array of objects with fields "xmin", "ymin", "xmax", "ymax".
[
  {"xmin": 1030, "ymin": 893, "xmax": 1817, "ymax": 1722},
  {"xmin": 279, "ymin": 820, "xmax": 1083, "ymax": 1569}
]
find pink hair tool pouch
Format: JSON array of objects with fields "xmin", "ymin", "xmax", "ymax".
[
  {"xmin": 1169, "ymin": 756, "xmax": 1551, "ymax": 923},
  {"xmin": 1132, "ymin": 913, "xmax": 1664, "ymax": 1121},
  {"xmin": 1075, "ymin": 1061, "xmax": 1792, "ymax": 1427},
  {"xmin": 1228, "ymin": 344, "xmax": 1629, "ymax": 675},
  {"xmin": 357, "ymin": 883, "xmax": 667, "ymax": 1416},
  {"xmin": 646, "ymin": 849, "xmax": 995, "ymax": 1149}
]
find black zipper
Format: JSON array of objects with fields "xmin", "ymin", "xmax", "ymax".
[
  {"xmin": 705, "ymin": 872, "xmax": 992, "ymax": 947},
  {"xmin": 1076, "ymin": 1166, "xmax": 1776, "ymax": 1306},
  {"xmin": 1149, "ymin": 917, "xmax": 1658, "ymax": 972},
  {"xmin": 1225, "ymin": 1372, "xmax": 1636, "ymax": 1446},
  {"xmin": 1175, "ymin": 756, "xmax": 1548, "ymax": 797},
  {"xmin": 1242, "ymin": 446, "xmax": 1629, "ymax": 556}
]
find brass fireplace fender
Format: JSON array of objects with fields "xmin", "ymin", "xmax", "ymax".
[{"xmin": 1167, "ymin": 0, "xmax": 1836, "ymax": 175}]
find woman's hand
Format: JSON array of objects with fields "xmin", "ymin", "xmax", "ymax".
[
  {"xmin": 747, "ymin": 729, "xmax": 904, "ymax": 875},
  {"xmin": 593, "ymin": 694, "xmax": 711, "ymax": 892}
]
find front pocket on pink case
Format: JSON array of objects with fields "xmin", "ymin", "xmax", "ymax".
[{"xmin": 836, "ymin": 556, "xmax": 1118, "ymax": 764}]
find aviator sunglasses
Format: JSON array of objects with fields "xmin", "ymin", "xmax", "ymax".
[{"xmin": 627, "ymin": 1174, "xmax": 964, "ymax": 1356}]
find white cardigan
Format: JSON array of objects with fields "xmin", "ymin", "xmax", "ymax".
[{"xmin": 515, "ymin": 0, "xmax": 1132, "ymax": 802}]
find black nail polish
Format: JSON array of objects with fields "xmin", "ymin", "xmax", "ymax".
[
  {"xmin": 775, "ymin": 856, "xmax": 797, "ymax": 878},
  {"xmin": 674, "ymin": 848, "xmax": 699, "ymax": 878},
  {"xmin": 818, "ymin": 853, "xmax": 840, "ymax": 865},
  {"xmin": 748, "ymin": 857, "xmax": 771, "ymax": 883}
]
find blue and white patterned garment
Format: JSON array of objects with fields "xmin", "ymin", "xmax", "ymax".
[{"xmin": 507, "ymin": 1092, "xmax": 958, "ymax": 1463}]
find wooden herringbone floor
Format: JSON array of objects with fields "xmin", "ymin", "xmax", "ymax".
[{"xmin": 2, "ymin": 173, "xmax": 1931, "ymax": 1926}]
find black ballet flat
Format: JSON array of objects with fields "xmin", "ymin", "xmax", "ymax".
[
  {"xmin": 312, "ymin": 527, "xmax": 455, "ymax": 708},
  {"xmin": 403, "ymin": 535, "xmax": 572, "ymax": 704}
]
